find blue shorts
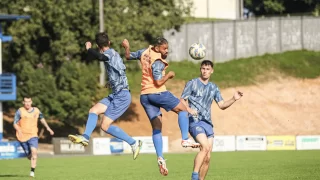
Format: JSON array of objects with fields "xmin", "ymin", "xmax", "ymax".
[
  {"xmin": 189, "ymin": 121, "xmax": 214, "ymax": 141},
  {"xmin": 20, "ymin": 137, "xmax": 38, "ymax": 156},
  {"xmin": 99, "ymin": 89, "xmax": 131, "ymax": 121},
  {"xmin": 140, "ymin": 91, "xmax": 180, "ymax": 121}
]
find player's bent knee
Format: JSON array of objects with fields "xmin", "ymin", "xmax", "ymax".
[
  {"xmin": 89, "ymin": 107, "xmax": 100, "ymax": 114},
  {"xmin": 31, "ymin": 150, "xmax": 37, "ymax": 160},
  {"xmin": 89, "ymin": 103, "xmax": 107, "ymax": 114},
  {"xmin": 151, "ymin": 117, "xmax": 162, "ymax": 130},
  {"xmin": 201, "ymin": 145, "xmax": 210, "ymax": 154},
  {"xmin": 204, "ymin": 155, "xmax": 211, "ymax": 164},
  {"xmin": 101, "ymin": 117, "xmax": 113, "ymax": 131},
  {"xmin": 32, "ymin": 154, "xmax": 38, "ymax": 160},
  {"xmin": 172, "ymin": 102, "xmax": 187, "ymax": 113}
]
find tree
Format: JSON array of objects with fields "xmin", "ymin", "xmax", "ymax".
[
  {"xmin": 0, "ymin": 0, "xmax": 192, "ymax": 133},
  {"xmin": 244, "ymin": 0, "xmax": 320, "ymax": 16}
]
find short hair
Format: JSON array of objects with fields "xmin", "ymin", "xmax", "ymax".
[
  {"xmin": 201, "ymin": 60, "xmax": 214, "ymax": 68},
  {"xmin": 153, "ymin": 37, "xmax": 168, "ymax": 47},
  {"xmin": 23, "ymin": 96, "xmax": 32, "ymax": 100},
  {"xmin": 95, "ymin": 32, "xmax": 109, "ymax": 48}
]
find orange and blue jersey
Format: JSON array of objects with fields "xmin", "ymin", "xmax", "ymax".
[
  {"xmin": 128, "ymin": 46, "xmax": 168, "ymax": 95},
  {"xmin": 14, "ymin": 107, "xmax": 43, "ymax": 142},
  {"xmin": 129, "ymin": 46, "xmax": 180, "ymax": 121}
]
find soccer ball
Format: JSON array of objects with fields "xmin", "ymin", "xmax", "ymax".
[{"xmin": 189, "ymin": 43, "xmax": 206, "ymax": 60}]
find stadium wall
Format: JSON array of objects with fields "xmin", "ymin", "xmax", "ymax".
[{"xmin": 163, "ymin": 16, "xmax": 320, "ymax": 63}]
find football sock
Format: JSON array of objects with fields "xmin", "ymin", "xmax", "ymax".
[
  {"xmin": 178, "ymin": 111, "xmax": 189, "ymax": 140},
  {"xmin": 152, "ymin": 129, "xmax": 163, "ymax": 158},
  {"xmin": 83, "ymin": 113, "xmax": 98, "ymax": 140},
  {"xmin": 191, "ymin": 172, "xmax": 199, "ymax": 180},
  {"xmin": 105, "ymin": 125, "xmax": 136, "ymax": 145}
]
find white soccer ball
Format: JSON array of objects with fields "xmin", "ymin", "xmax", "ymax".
[{"xmin": 189, "ymin": 43, "xmax": 206, "ymax": 60}]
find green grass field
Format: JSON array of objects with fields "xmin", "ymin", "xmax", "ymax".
[{"xmin": 1, "ymin": 151, "xmax": 320, "ymax": 180}]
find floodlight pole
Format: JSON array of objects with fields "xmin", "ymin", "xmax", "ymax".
[{"xmin": 99, "ymin": 0, "xmax": 105, "ymax": 137}]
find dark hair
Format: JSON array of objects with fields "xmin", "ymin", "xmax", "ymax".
[
  {"xmin": 201, "ymin": 60, "xmax": 214, "ymax": 68},
  {"xmin": 23, "ymin": 96, "xmax": 32, "ymax": 100},
  {"xmin": 153, "ymin": 37, "xmax": 168, "ymax": 47},
  {"xmin": 95, "ymin": 32, "xmax": 110, "ymax": 48}
]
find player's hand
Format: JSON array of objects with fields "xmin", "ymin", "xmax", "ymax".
[
  {"xmin": 47, "ymin": 128, "xmax": 54, "ymax": 136},
  {"xmin": 233, "ymin": 91, "xmax": 243, "ymax": 101},
  {"xmin": 143, "ymin": 54, "xmax": 151, "ymax": 62},
  {"xmin": 122, "ymin": 39, "xmax": 130, "ymax": 49},
  {"xmin": 188, "ymin": 108, "xmax": 198, "ymax": 117},
  {"xmin": 17, "ymin": 130, "xmax": 23, "ymax": 139},
  {"xmin": 168, "ymin": 71, "xmax": 175, "ymax": 79},
  {"xmin": 85, "ymin": 41, "xmax": 92, "ymax": 50}
]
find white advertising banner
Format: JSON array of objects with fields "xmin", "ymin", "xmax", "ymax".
[
  {"xmin": 92, "ymin": 138, "xmax": 111, "ymax": 155},
  {"xmin": 296, "ymin": 136, "xmax": 320, "ymax": 150},
  {"xmin": 212, "ymin": 136, "xmax": 236, "ymax": 152},
  {"xmin": 123, "ymin": 136, "xmax": 169, "ymax": 154},
  {"xmin": 236, "ymin": 135, "xmax": 267, "ymax": 151}
]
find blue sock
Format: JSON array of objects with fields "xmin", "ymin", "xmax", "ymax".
[
  {"xmin": 191, "ymin": 172, "xmax": 199, "ymax": 180},
  {"xmin": 178, "ymin": 111, "xmax": 189, "ymax": 140},
  {"xmin": 105, "ymin": 125, "xmax": 136, "ymax": 145},
  {"xmin": 152, "ymin": 129, "xmax": 163, "ymax": 158},
  {"xmin": 83, "ymin": 113, "xmax": 98, "ymax": 140}
]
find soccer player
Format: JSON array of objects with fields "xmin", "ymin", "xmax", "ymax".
[
  {"xmin": 180, "ymin": 60, "xmax": 243, "ymax": 180},
  {"xmin": 13, "ymin": 96, "xmax": 55, "ymax": 178},
  {"xmin": 68, "ymin": 32, "xmax": 142, "ymax": 160},
  {"xmin": 122, "ymin": 37, "xmax": 200, "ymax": 176}
]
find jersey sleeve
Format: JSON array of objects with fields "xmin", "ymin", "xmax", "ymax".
[
  {"xmin": 151, "ymin": 60, "xmax": 165, "ymax": 80},
  {"xmin": 87, "ymin": 48, "xmax": 109, "ymax": 62},
  {"xmin": 214, "ymin": 86, "xmax": 223, "ymax": 103},
  {"xmin": 181, "ymin": 80, "xmax": 193, "ymax": 99},
  {"xmin": 129, "ymin": 48, "xmax": 146, "ymax": 60},
  {"xmin": 38, "ymin": 111, "xmax": 44, "ymax": 121},
  {"xmin": 13, "ymin": 110, "xmax": 21, "ymax": 124}
]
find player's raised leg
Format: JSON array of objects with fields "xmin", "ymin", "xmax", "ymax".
[
  {"xmin": 100, "ymin": 90, "xmax": 142, "ymax": 160},
  {"xmin": 151, "ymin": 116, "xmax": 168, "ymax": 176},
  {"xmin": 140, "ymin": 94, "xmax": 168, "ymax": 176},
  {"xmin": 166, "ymin": 94, "xmax": 200, "ymax": 148},
  {"xmin": 199, "ymin": 137, "xmax": 213, "ymax": 180},
  {"xmin": 68, "ymin": 102, "xmax": 107, "ymax": 146},
  {"xmin": 101, "ymin": 116, "xmax": 142, "ymax": 160}
]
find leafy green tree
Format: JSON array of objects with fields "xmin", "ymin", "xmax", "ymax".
[
  {"xmin": 244, "ymin": 0, "xmax": 320, "ymax": 16},
  {"xmin": 0, "ymin": 0, "xmax": 192, "ymax": 134}
]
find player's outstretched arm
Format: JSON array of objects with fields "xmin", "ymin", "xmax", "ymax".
[
  {"xmin": 122, "ymin": 39, "xmax": 131, "ymax": 60},
  {"xmin": 122, "ymin": 39, "xmax": 146, "ymax": 61},
  {"xmin": 217, "ymin": 91, "xmax": 243, "ymax": 110},
  {"xmin": 40, "ymin": 118, "xmax": 54, "ymax": 135},
  {"xmin": 85, "ymin": 41, "xmax": 109, "ymax": 62}
]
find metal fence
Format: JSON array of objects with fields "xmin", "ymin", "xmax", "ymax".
[{"xmin": 163, "ymin": 16, "xmax": 320, "ymax": 63}]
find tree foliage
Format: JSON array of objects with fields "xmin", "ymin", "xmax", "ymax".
[
  {"xmin": 0, "ymin": 0, "xmax": 192, "ymax": 129},
  {"xmin": 244, "ymin": 0, "xmax": 320, "ymax": 16}
]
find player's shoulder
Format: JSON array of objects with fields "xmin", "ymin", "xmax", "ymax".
[
  {"xmin": 140, "ymin": 48, "xmax": 148, "ymax": 53},
  {"xmin": 104, "ymin": 48, "xmax": 118, "ymax": 57},
  {"xmin": 189, "ymin": 78, "xmax": 198, "ymax": 84},
  {"xmin": 208, "ymin": 81, "xmax": 219, "ymax": 89},
  {"xmin": 32, "ymin": 107, "xmax": 41, "ymax": 113}
]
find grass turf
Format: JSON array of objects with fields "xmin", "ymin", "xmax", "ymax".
[{"xmin": 1, "ymin": 150, "xmax": 319, "ymax": 180}]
